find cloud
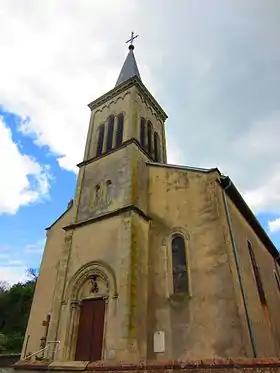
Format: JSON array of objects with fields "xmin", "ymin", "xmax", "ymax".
[
  {"xmin": 268, "ymin": 218, "xmax": 280, "ymax": 234},
  {"xmin": 24, "ymin": 238, "xmax": 45, "ymax": 254},
  {"xmin": 0, "ymin": 0, "xmax": 279, "ymax": 215},
  {"xmin": 166, "ymin": 137, "xmax": 184, "ymax": 166},
  {"xmin": 0, "ymin": 266, "xmax": 28, "ymax": 285},
  {"xmin": 0, "ymin": 0, "xmax": 138, "ymax": 173},
  {"xmin": 0, "ymin": 238, "xmax": 44, "ymax": 284},
  {"xmin": 0, "ymin": 116, "xmax": 51, "ymax": 214}
]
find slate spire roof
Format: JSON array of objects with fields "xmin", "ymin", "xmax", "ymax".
[{"xmin": 115, "ymin": 44, "xmax": 141, "ymax": 87}]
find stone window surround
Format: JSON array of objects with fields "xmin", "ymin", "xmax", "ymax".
[
  {"xmin": 162, "ymin": 228, "xmax": 192, "ymax": 300},
  {"xmin": 96, "ymin": 112, "xmax": 126, "ymax": 157},
  {"xmin": 139, "ymin": 117, "xmax": 161, "ymax": 162}
]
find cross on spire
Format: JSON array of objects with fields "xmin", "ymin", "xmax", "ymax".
[
  {"xmin": 115, "ymin": 31, "xmax": 141, "ymax": 86},
  {"xmin": 126, "ymin": 31, "xmax": 139, "ymax": 50}
]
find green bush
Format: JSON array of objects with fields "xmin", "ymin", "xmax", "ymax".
[{"xmin": 0, "ymin": 279, "xmax": 36, "ymax": 353}]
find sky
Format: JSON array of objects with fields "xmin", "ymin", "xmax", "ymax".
[{"xmin": 0, "ymin": 0, "xmax": 280, "ymax": 285}]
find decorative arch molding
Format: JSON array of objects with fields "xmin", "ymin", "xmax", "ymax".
[
  {"xmin": 92, "ymin": 109, "xmax": 126, "ymax": 158},
  {"xmin": 162, "ymin": 228, "xmax": 192, "ymax": 302},
  {"xmin": 162, "ymin": 227, "xmax": 190, "ymax": 247},
  {"xmin": 95, "ymin": 91, "xmax": 131, "ymax": 115},
  {"xmin": 136, "ymin": 93, "xmax": 161, "ymax": 121},
  {"xmin": 63, "ymin": 261, "xmax": 117, "ymax": 360},
  {"xmin": 113, "ymin": 92, "xmax": 131, "ymax": 107},
  {"xmin": 66, "ymin": 260, "xmax": 118, "ymax": 302}
]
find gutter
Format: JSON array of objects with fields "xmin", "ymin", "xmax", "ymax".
[
  {"xmin": 221, "ymin": 177, "xmax": 279, "ymax": 260},
  {"xmin": 221, "ymin": 177, "xmax": 257, "ymax": 357}
]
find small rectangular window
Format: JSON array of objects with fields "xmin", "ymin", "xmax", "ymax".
[{"xmin": 247, "ymin": 241, "xmax": 267, "ymax": 305}]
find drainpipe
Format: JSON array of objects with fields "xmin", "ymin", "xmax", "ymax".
[{"xmin": 221, "ymin": 178, "xmax": 257, "ymax": 358}]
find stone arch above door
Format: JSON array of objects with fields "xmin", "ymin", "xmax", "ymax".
[
  {"xmin": 66, "ymin": 260, "xmax": 118, "ymax": 302},
  {"xmin": 63, "ymin": 261, "xmax": 118, "ymax": 361}
]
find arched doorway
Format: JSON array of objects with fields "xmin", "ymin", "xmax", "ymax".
[{"xmin": 64, "ymin": 261, "xmax": 118, "ymax": 361}]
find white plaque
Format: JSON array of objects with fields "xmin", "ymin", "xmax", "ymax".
[
  {"xmin": 106, "ymin": 349, "xmax": 115, "ymax": 359},
  {"xmin": 153, "ymin": 331, "xmax": 165, "ymax": 353}
]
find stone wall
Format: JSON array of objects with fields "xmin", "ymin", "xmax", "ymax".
[
  {"xmin": 147, "ymin": 165, "xmax": 246, "ymax": 359},
  {"xmin": 227, "ymin": 197, "xmax": 280, "ymax": 355},
  {"xmin": 21, "ymin": 207, "xmax": 74, "ymax": 359}
]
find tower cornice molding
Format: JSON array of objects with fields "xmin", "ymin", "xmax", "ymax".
[
  {"xmin": 63, "ymin": 204, "xmax": 151, "ymax": 231},
  {"xmin": 77, "ymin": 137, "xmax": 153, "ymax": 168},
  {"xmin": 88, "ymin": 76, "xmax": 168, "ymax": 121}
]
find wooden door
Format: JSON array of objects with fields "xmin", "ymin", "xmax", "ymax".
[{"xmin": 75, "ymin": 298, "xmax": 105, "ymax": 361}]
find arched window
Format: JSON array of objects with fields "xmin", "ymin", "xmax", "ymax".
[
  {"xmin": 95, "ymin": 185, "xmax": 101, "ymax": 206},
  {"xmin": 171, "ymin": 236, "xmax": 188, "ymax": 293},
  {"xmin": 106, "ymin": 116, "xmax": 114, "ymax": 152},
  {"xmin": 248, "ymin": 241, "xmax": 266, "ymax": 305},
  {"xmin": 154, "ymin": 132, "xmax": 160, "ymax": 162},
  {"xmin": 116, "ymin": 113, "xmax": 124, "ymax": 147},
  {"xmin": 96, "ymin": 124, "xmax": 105, "ymax": 157},
  {"xmin": 147, "ymin": 121, "xmax": 152, "ymax": 156},
  {"xmin": 140, "ymin": 118, "xmax": 146, "ymax": 149},
  {"xmin": 105, "ymin": 180, "xmax": 112, "ymax": 204}
]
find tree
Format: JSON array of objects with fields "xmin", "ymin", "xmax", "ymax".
[
  {"xmin": 0, "ymin": 281, "xmax": 9, "ymax": 292},
  {"xmin": 0, "ymin": 278, "xmax": 36, "ymax": 353},
  {"xmin": 0, "ymin": 333, "xmax": 7, "ymax": 352},
  {"xmin": 26, "ymin": 268, "xmax": 39, "ymax": 282}
]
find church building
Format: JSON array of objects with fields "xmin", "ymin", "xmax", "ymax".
[{"xmin": 20, "ymin": 37, "xmax": 280, "ymax": 364}]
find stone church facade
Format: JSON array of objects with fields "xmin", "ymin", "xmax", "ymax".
[{"xmin": 20, "ymin": 43, "xmax": 280, "ymax": 364}]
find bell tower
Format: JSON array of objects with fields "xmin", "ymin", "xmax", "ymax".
[
  {"xmin": 82, "ymin": 36, "xmax": 167, "ymax": 166},
  {"xmin": 21, "ymin": 34, "xmax": 168, "ymax": 364},
  {"xmin": 73, "ymin": 34, "xmax": 168, "ymax": 226}
]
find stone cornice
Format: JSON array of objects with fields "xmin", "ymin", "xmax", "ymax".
[
  {"xmin": 77, "ymin": 138, "xmax": 154, "ymax": 168},
  {"xmin": 88, "ymin": 76, "xmax": 168, "ymax": 121},
  {"xmin": 63, "ymin": 205, "xmax": 151, "ymax": 231}
]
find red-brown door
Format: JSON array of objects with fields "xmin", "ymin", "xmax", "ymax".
[{"xmin": 75, "ymin": 298, "xmax": 105, "ymax": 361}]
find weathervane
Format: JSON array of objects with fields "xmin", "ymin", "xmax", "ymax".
[{"xmin": 126, "ymin": 31, "xmax": 139, "ymax": 50}]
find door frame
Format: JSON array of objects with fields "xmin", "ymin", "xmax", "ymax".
[
  {"xmin": 65, "ymin": 294, "xmax": 108, "ymax": 361},
  {"xmin": 63, "ymin": 262, "xmax": 118, "ymax": 362},
  {"xmin": 75, "ymin": 296, "xmax": 108, "ymax": 362}
]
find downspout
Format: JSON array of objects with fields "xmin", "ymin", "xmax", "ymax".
[{"xmin": 221, "ymin": 178, "xmax": 257, "ymax": 358}]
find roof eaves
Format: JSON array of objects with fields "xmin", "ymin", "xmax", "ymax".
[
  {"xmin": 135, "ymin": 79, "xmax": 168, "ymax": 120},
  {"xmin": 45, "ymin": 202, "xmax": 73, "ymax": 231},
  {"xmin": 88, "ymin": 77, "xmax": 136, "ymax": 111},
  {"xmin": 88, "ymin": 76, "xmax": 168, "ymax": 121},
  {"xmin": 148, "ymin": 161, "xmax": 219, "ymax": 174},
  {"xmin": 220, "ymin": 175, "xmax": 279, "ymax": 260}
]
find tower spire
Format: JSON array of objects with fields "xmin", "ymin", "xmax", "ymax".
[{"xmin": 115, "ymin": 31, "xmax": 141, "ymax": 87}]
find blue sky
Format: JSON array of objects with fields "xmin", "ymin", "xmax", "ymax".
[
  {"xmin": 0, "ymin": 109, "xmax": 76, "ymax": 283},
  {"xmin": 0, "ymin": 0, "xmax": 280, "ymax": 284}
]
